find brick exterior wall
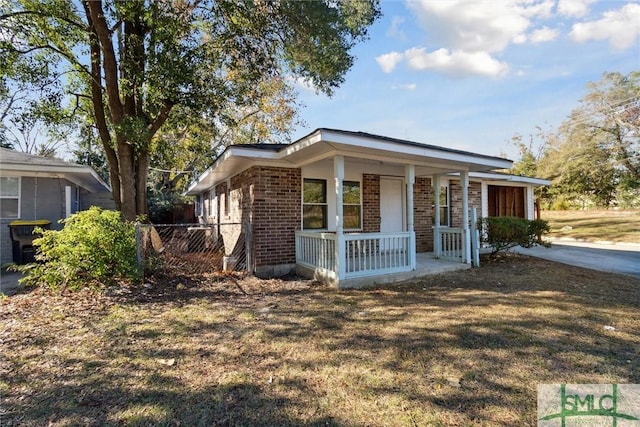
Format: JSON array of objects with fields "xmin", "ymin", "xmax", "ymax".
[
  {"xmin": 250, "ymin": 167, "xmax": 301, "ymax": 270},
  {"xmin": 208, "ymin": 169, "xmax": 486, "ymax": 276},
  {"xmin": 414, "ymin": 177, "xmax": 433, "ymax": 252},
  {"xmin": 449, "ymin": 180, "xmax": 482, "ymax": 227},
  {"xmin": 362, "ymin": 174, "xmax": 380, "ymax": 233}
]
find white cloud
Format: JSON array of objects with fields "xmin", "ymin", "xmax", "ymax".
[
  {"xmin": 406, "ymin": 0, "xmax": 553, "ymax": 53},
  {"xmin": 529, "ymin": 26, "xmax": 559, "ymax": 43},
  {"xmin": 386, "ymin": 16, "xmax": 406, "ymax": 40},
  {"xmin": 375, "ymin": 51, "xmax": 404, "ymax": 73},
  {"xmin": 286, "ymin": 75, "xmax": 316, "ymax": 93},
  {"xmin": 392, "ymin": 83, "xmax": 417, "ymax": 91},
  {"xmin": 404, "ymin": 48, "xmax": 509, "ymax": 78},
  {"xmin": 570, "ymin": 3, "xmax": 640, "ymax": 50},
  {"xmin": 557, "ymin": 0, "xmax": 595, "ymax": 18}
]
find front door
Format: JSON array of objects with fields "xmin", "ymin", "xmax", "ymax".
[{"xmin": 380, "ymin": 177, "xmax": 405, "ymax": 232}]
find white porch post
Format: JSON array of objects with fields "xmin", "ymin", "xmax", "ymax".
[
  {"xmin": 65, "ymin": 186, "xmax": 72, "ymax": 218},
  {"xmin": 461, "ymin": 170, "xmax": 471, "ymax": 264},
  {"xmin": 405, "ymin": 165, "xmax": 416, "ymax": 270},
  {"xmin": 433, "ymin": 175, "xmax": 441, "ymax": 258},
  {"xmin": 334, "ymin": 156, "xmax": 346, "ymax": 280}
]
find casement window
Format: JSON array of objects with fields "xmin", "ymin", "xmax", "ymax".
[
  {"xmin": 303, "ymin": 178, "xmax": 327, "ymax": 229},
  {"xmin": 343, "ymin": 180, "xmax": 361, "ymax": 230},
  {"xmin": 0, "ymin": 177, "xmax": 20, "ymax": 219}
]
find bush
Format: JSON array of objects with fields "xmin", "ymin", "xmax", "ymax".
[
  {"xmin": 16, "ymin": 207, "xmax": 140, "ymax": 290},
  {"xmin": 479, "ymin": 216, "xmax": 550, "ymax": 257}
]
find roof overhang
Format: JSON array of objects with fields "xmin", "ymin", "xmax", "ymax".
[
  {"xmin": 0, "ymin": 164, "xmax": 111, "ymax": 193},
  {"xmin": 186, "ymin": 128, "xmax": 514, "ymax": 195},
  {"xmin": 457, "ymin": 171, "xmax": 550, "ymax": 186}
]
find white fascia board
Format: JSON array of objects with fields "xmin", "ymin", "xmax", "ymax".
[
  {"xmin": 186, "ymin": 147, "xmax": 292, "ymax": 195},
  {"xmin": 280, "ymin": 131, "xmax": 322, "ymax": 158},
  {"xmin": 318, "ymin": 129, "xmax": 512, "ymax": 170},
  {"xmin": 1, "ymin": 164, "xmax": 110, "ymax": 192},
  {"xmin": 452, "ymin": 171, "xmax": 550, "ymax": 186}
]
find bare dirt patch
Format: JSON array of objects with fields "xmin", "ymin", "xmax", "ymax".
[{"xmin": 1, "ymin": 254, "xmax": 639, "ymax": 426}]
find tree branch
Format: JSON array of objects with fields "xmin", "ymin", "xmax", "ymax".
[
  {"xmin": 0, "ymin": 10, "xmax": 86, "ymax": 31},
  {"xmin": 147, "ymin": 100, "xmax": 175, "ymax": 138},
  {"xmin": 84, "ymin": 0, "xmax": 123, "ymax": 124}
]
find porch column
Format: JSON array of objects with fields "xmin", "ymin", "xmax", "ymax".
[
  {"xmin": 405, "ymin": 165, "xmax": 416, "ymax": 270},
  {"xmin": 334, "ymin": 156, "xmax": 346, "ymax": 280},
  {"xmin": 461, "ymin": 170, "xmax": 471, "ymax": 264},
  {"xmin": 433, "ymin": 175, "xmax": 441, "ymax": 258}
]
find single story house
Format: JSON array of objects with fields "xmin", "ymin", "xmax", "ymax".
[
  {"xmin": 0, "ymin": 148, "xmax": 114, "ymax": 265},
  {"xmin": 186, "ymin": 128, "xmax": 549, "ymax": 288}
]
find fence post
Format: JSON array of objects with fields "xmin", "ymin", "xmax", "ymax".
[
  {"xmin": 135, "ymin": 222, "xmax": 143, "ymax": 270},
  {"xmin": 470, "ymin": 208, "xmax": 480, "ymax": 267},
  {"xmin": 244, "ymin": 220, "xmax": 253, "ymax": 276}
]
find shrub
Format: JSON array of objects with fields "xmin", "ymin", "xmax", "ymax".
[
  {"xmin": 16, "ymin": 207, "xmax": 140, "ymax": 290},
  {"xmin": 479, "ymin": 216, "xmax": 550, "ymax": 257}
]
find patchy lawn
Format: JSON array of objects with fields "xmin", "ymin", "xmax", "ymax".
[
  {"xmin": 542, "ymin": 209, "xmax": 640, "ymax": 243},
  {"xmin": 1, "ymin": 255, "xmax": 639, "ymax": 426}
]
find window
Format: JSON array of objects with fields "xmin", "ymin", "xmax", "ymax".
[
  {"xmin": 343, "ymin": 180, "xmax": 361, "ymax": 229},
  {"xmin": 0, "ymin": 177, "xmax": 20, "ymax": 218},
  {"xmin": 303, "ymin": 178, "xmax": 327, "ymax": 229},
  {"xmin": 439, "ymin": 185, "xmax": 449, "ymax": 226},
  {"xmin": 195, "ymin": 194, "xmax": 204, "ymax": 217},
  {"xmin": 433, "ymin": 185, "xmax": 449, "ymax": 226}
]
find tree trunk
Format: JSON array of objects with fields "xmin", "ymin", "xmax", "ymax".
[
  {"xmin": 136, "ymin": 150, "xmax": 149, "ymax": 219},
  {"xmin": 117, "ymin": 140, "xmax": 137, "ymax": 221}
]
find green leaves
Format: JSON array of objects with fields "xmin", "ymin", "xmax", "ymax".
[
  {"xmin": 16, "ymin": 207, "xmax": 140, "ymax": 290},
  {"xmin": 479, "ymin": 217, "xmax": 550, "ymax": 257},
  {"xmin": 2, "ymin": 0, "xmax": 381, "ymax": 218}
]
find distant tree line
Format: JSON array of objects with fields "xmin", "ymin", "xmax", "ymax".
[{"xmin": 510, "ymin": 71, "xmax": 639, "ymax": 209}]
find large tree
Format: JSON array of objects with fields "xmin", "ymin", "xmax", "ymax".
[{"xmin": 0, "ymin": 0, "xmax": 380, "ymax": 220}]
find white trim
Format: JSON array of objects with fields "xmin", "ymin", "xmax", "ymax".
[
  {"xmin": 1, "ymin": 164, "xmax": 110, "ymax": 192},
  {"xmin": 451, "ymin": 171, "xmax": 550, "ymax": 186},
  {"xmin": 186, "ymin": 129, "xmax": 516, "ymax": 195},
  {"xmin": 65, "ymin": 186, "xmax": 72, "ymax": 218}
]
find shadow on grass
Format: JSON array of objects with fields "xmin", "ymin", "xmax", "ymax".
[{"xmin": 2, "ymin": 254, "xmax": 639, "ymax": 426}]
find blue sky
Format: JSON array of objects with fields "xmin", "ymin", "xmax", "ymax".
[{"xmin": 290, "ymin": 0, "xmax": 640, "ymax": 160}]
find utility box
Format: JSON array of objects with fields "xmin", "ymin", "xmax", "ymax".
[{"xmin": 8, "ymin": 220, "xmax": 51, "ymax": 264}]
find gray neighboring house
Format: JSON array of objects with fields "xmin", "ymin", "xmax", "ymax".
[{"xmin": 0, "ymin": 148, "xmax": 114, "ymax": 265}]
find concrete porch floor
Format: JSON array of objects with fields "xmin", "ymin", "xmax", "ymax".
[{"xmin": 339, "ymin": 252, "xmax": 470, "ymax": 289}]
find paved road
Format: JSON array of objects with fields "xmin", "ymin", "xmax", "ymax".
[{"xmin": 514, "ymin": 239, "xmax": 640, "ymax": 279}]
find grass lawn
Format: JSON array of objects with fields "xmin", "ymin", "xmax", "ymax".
[
  {"xmin": 542, "ymin": 209, "xmax": 640, "ymax": 243},
  {"xmin": 1, "ymin": 254, "xmax": 639, "ymax": 426}
]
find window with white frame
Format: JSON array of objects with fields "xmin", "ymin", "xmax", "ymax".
[
  {"xmin": 0, "ymin": 177, "xmax": 20, "ymax": 218},
  {"xmin": 432, "ymin": 184, "xmax": 450, "ymax": 227},
  {"xmin": 303, "ymin": 178, "xmax": 327, "ymax": 229},
  {"xmin": 439, "ymin": 185, "xmax": 449, "ymax": 226},
  {"xmin": 343, "ymin": 180, "xmax": 361, "ymax": 230}
]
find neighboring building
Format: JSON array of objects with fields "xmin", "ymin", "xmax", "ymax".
[
  {"xmin": 186, "ymin": 129, "xmax": 549, "ymax": 288},
  {"xmin": 0, "ymin": 148, "xmax": 114, "ymax": 265}
]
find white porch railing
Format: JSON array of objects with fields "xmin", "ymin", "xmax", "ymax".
[
  {"xmin": 295, "ymin": 231, "xmax": 337, "ymax": 274},
  {"xmin": 437, "ymin": 227, "xmax": 464, "ymax": 261},
  {"xmin": 295, "ymin": 231, "xmax": 412, "ymax": 281},
  {"xmin": 344, "ymin": 232, "xmax": 411, "ymax": 278}
]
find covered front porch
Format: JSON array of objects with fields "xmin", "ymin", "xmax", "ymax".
[
  {"xmin": 294, "ymin": 148, "xmax": 487, "ymax": 288},
  {"xmin": 295, "ymin": 231, "xmax": 471, "ymax": 288}
]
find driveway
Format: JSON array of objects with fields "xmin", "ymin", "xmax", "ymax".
[{"xmin": 514, "ymin": 239, "xmax": 640, "ymax": 278}]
